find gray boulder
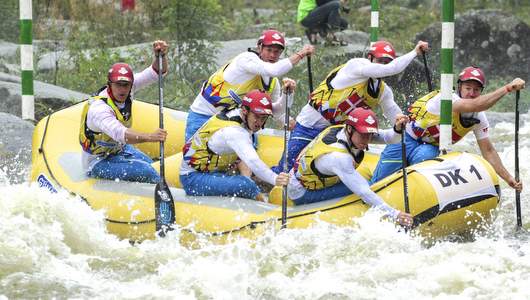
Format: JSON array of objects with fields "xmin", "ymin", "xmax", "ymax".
[
  {"xmin": 0, "ymin": 112, "xmax": 34, "ymax": 184},
  {"xmin": 416, "ymin": 9, "xmax": 530, "ymax": 81},
  {"xmin": 0, "ymin": 72, "xmax": 88, "ymax": 120}
]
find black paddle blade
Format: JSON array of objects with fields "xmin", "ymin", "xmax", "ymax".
[{"xmin": 154, "ymin": 180, "xmax": 175, "ymax": 237}]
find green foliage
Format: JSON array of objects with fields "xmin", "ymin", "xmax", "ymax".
[
  {"xmin": 0, "ymin": 0, "xmax": 18, "ymax": 42},
  {"xmin": 30, "ymin": 0, "xmax": 221, "ymax": 110},
  {"xmin": 378, "ymin": 5, "xmax": 439, "ymax": 51},
  {"xmin": 6, "ymin": 0, "xmax": 530, "ymax": 117}
]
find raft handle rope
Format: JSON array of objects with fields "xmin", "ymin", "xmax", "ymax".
[{"xmin": 38, "ymin": 112, "xmax": 63, "ymax": 190}]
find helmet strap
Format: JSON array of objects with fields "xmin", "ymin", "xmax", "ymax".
[
  {"xmin": 107, "ymin": 83, "xmax": 116, "ymax": 101},
  {"xmin": 241, "ymin": 106, "xmax": 251, "ymax": 131},
  {"xmin": 345, "ymin": 125, "xmax": 355, "ymax": 149}
]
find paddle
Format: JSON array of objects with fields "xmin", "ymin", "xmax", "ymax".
[
  {"xmin": 154, "ymin": 50, "xmax": 175, "ymax": 237},
  {"xmin": 281, "ymin": 90, "xmax": 292, "ymax": 229},
  {"xmin": 400, "ymin": 51, "xmax": 433, "ymax": 217},
  {"xmin": 401, "ymin": 95, "xmax": 410, "ymax": 216},
  {"xmin": 422, "ymin": 50, "xmax": 433, "ymax": 92},
  {"xmin": 515, "ymin": 90, "xmax": 522, "ymax": 229},
  {"xmin": 307, "ymin": 56, "xmax": 314, "ymax": 93}
]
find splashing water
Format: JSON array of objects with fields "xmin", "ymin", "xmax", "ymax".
[{"xmin": 1, "ymin": 115, "xmax": 530, "ymax": 299}]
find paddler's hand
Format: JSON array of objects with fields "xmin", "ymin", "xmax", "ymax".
[
  {"xmin": 282, "ymin": 77, "xmax": 297, "ymax": 93},
  {"xmin": 152, "ymin": 40, "xmax": 169, "ymax": 74},
  {"xmin": 150, "ymin": 128, "xmax": 167, "ymax": 142},
  {"xmin": 507, "ymin": 176, "xmax": 523, "ymax": 192},
  {"xmin": 505, "ymin": 78, "xmax": 525, "ymax": 93},
  {"xmin": 415, "ymin": 40, "xmax": 429, "ymax": 55},
  {"xmin": 153, "ymin": 40, "xmax": 168, "ymax": 56},
  {"xmin": 275, "ymin": 172, "xmax": 290, "ymax": 187},
  {"xmin": 394, "ymin": 114, "xmax": 409, "ymax": 132},
  {"xmin": 282, "ymin": 77, "xmax": 296, "ymax": 108},
  {"xmin": 397, "ymin": 211, "xmax": 413, "ymax": 227}
]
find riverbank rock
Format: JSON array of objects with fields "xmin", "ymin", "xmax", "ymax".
[
  {"xmin": 0, "ymin": 112, "xmax": 34, "ymax": 184},
  {"xmin": 0, "ymin": 72, "xmax": 88, "ymax": 120},
  {"xmin": 416, "ymin": 9, "xmax": 530, "ymax": 81}
]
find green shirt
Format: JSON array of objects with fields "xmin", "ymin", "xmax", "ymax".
[{"xmin": 297, "ymin": 0, "xmax": 317, "ymax": 23}]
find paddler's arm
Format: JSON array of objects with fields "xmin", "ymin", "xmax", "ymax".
[
  {"xmin": 477, "ymin": 137, "xmax": 522, "ymax": 192},
  {"xmin": 453, "ymin": 78, "xmax": 525, "ymax": 113},
  {"xmin": 319, "ymin": 152, "xmax": 412, "ymax": 226},
  {"xmin": 124, "ymin": 128, "xmax": 167, "ymax": 144}
]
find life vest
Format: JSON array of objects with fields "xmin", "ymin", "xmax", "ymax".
[
  {"xmin": 201, "ymin": 50, "xmax": 278, "ymax": 110},
  {"xmin": 294, "ymin": 125, "xmax": 364, "ymax": 190},
  {"xmin": 309, "ymin": 64, "xmax": 386, "ymax": 124},
  {"xmin": 408, "ymin": 90, "xmax": 479, "ymax": 145},
  {"xmin": 182, "ymin": 112, "xmax": 244, "ymax": 172},
  {"xmin": 79, "ymin": 96, "xmax": 132, "ymax": 157}
]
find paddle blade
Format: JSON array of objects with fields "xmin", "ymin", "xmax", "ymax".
[{"xmin": 154, "ymin": 180, "xmax": 175, "ymax": 237}]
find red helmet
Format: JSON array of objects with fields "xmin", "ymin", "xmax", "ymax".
[
  {"xmin": 108, "ymin": 63, "xmax": 134, "ymax": 83},
  {"xmin": 368, "ymin": 41, "xmax": 396, "ymax": 60},
  {"xmin": 258, "ymin": 29, "xmax": 285, "ymax": 49},
  {"xmin": 242, "ymin": 90, "xmax": 273, "ymax": 116},
  {"xmin": 344, "ymin": 107, "xmax": 378, "ymax": 133},
  {"xmin": 457, "ymin": 66, "xmax": 486, "ymax": 87}
]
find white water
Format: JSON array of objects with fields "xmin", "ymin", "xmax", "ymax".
[{"xmin": 1, "ymin": 116, "xmax": 530, "ymax": 299}]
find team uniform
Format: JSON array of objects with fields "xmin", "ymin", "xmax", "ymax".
[
  {"xmin": 80, "ymin": 65, "xmax": 162, "ymax": 183},
  {"xmin": 288, "ymin": 110, "xmax": 402, "ymax": 220},
  {"xmin": 185, "ymin": 30, "xmax": 294, "ymax": 142},
  {"xmin": 180, "ymin": 109, "xmax": 278, "ymax": 199},
  {"xmin": 370, "ymin": 91, "xmax": 489, "ymax": 183},
  {"xmin": 273, "ymin": 47, "xmax": 419, "ymax": 173}
]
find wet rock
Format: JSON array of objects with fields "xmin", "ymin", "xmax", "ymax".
[
  {"xmin": 0, "ymin": 72, "xmax": 88, "ymax": 120},
  {"xmin": 0, "ymin": 112, "xmax": 34, "ymax": 184},
  {"xmin": 416, "ymin": 9, "xmax": 530, "ymax": 81}
]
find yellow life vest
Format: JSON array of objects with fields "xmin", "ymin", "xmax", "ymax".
[
  {"xmin": 294, "ymin": 125, "xmax": 364, "ymax": 190},
  {"xmin": 79, "ymin": 96, "xmax": 132, "ymax": 157},
  {"xmin": 408, "ymin": 90, "xmax": 478, "ymax": 145},
  {"xmin": 182, "ymin": 112, "xmax": 244, "ymax": 172},
  {"xmin": 309, "ymin": 64, "xmax": 386, "ymax": 124},
  {"xmin": 201, "ymin": 51, "xmax": 278, "ymax": 110}
]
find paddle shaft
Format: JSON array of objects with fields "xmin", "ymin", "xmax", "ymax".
[
  {"xmin": 281, "ymin": 91, "xmax": 292, "ymax": 229},
  {"xmin": 422, "ymin": 51, "xmax": 433, "ymax": 92},
  {"xmin": 158, "ymin": 51, "xmax": 165, "ymax": 179},
  {"xmin": 307, "ymin": 56, "xmax": 314, "ymax": 93},
  {"xmin": 154, "ymin": 50, "xmax": 176, "ymax": 236},
  {"xmin": 401, "ymin": 130, "xmax": 410, "ymax": 214},
  {"xmin": 515, "ymin": 90, "xmax": 522, "ymax": 228}
]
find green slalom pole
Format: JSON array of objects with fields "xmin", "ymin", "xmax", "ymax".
[
  {"xmin": 370, "ymin": 0, "xmax": 379, "ymax": 45},
  {"xmin": 20, "ymin": 0, "xmax": 34, "ymax": 120},
  {"xmin": 439, "ymin": 0, "xmax": 454, "ymax": 154}
]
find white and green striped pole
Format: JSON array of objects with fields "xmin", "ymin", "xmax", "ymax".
[
  {"xmin": 370, "ymin": 0, "xmax": 379, "ymax": 45},
  {"xmin": 439, "ymin": 0, "xmax": 454, "ymax": 153},
  {"xmin": 20, "ymin": 0, "xmax": 34, "ymax": 120}
]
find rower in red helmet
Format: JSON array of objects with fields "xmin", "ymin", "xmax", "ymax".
[
  {"xmin": 288, "ymin": 107, "xmax": 413, "ymax": 226},
  {"xmin": 273, "ymin": 40, "xmax": 429, "ymax": 174},
  {"xmin": 184, "ymin": 29, "xmax": 316, "ymax": 142},
  {"xmin": 181, "ymin": 90, "xmax": 290, "ymax": 201},
  {"xmin": 79, "ymin": 40, "xmax": 169, "ymax": 184},
  {"xmin": 372, "ymin": 66, "xmax": 525, "ymax": 194}
]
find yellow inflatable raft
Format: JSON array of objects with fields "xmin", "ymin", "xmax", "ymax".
[{"xmin": 30, "ymin": 100, "xmax": 500, "ymax": 243}]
